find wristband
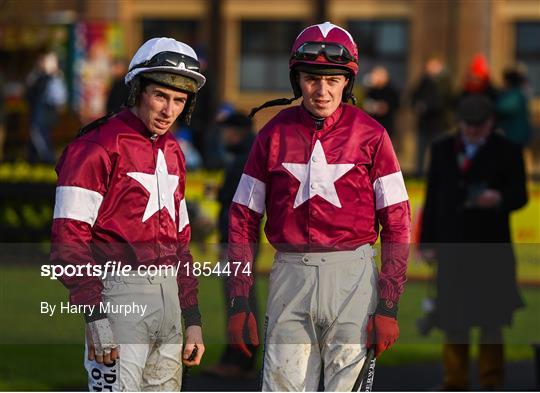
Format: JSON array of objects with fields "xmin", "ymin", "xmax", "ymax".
[
  {"xmin": 183, "ymin": 305, "xmax": 202, "ymax": 327},
  {"xmin": 84, "ymin": 308, "xmax": 107, "ymax": 323},
  {"xmin": 375, "ymin": 298, "xmax": 398, "ymax": 318},
  {"xmin": 228, "ymin": 296, "xmax": 250, "ymax": 316}
]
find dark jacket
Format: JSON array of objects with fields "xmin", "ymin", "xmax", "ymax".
[
  {"xmin": 217, "ymin": 134, "xmax": 255, "ymax": 243},
  {"xmin": 420, "ymin": 131, "xmax": 527, "ymax": 330},
  {"xmin": 411, "ymin": 73, "xmax": 453, "ymax": 135},
  {"xmin": 496, "ymin": 87, "xmax": 532, "ymax": 147},
  {"xmin": 366, "ymin": 84, "xmax": 400, "ymax": 137},
  {"xmin": 106, "ymin": 77, "xmax": 129, "ymax": 114}
]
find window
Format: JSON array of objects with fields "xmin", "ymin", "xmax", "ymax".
[
  {"xmin": 347, "ymin": 20, "xmax": 409, "ymax": 90},
  {"xmin": 516, "ymin": 22, "xmax": 540, "ymax": 96},
  {"xmin": 240, "ymin": 20, "xmax": 303, "ymax": 91},
  {"xmin": 142, "ymin": 20, "xmax": 201, "ymax": 49}
]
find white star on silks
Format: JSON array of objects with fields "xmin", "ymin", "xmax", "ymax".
[
  {"xmin": 282, "ymin": 140, "xmax": 354, "ymax": 208},
  {"xmin": 127, "ymin": 149, "xmax": 179, "ymax": 222}
]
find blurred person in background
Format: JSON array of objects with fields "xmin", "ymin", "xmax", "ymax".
[
  {"xmin": 496, "ymin": 66, "xmax": 532, "ymax": 147},
  {"xmin": 50, "ymin": 37, "xmax": 206, "ymax": 391},
  {"xmin": 106, "ymin": 58, "xmax": 129, "ymax": 114},
  {"xmin": 25, "ymin": 51, "xmax": 67, "ymax": 164},
  {"xmin": 202, "ymin": 101, "xmax": 236, "ymax": 170},
  {"xmin": 78, "ymin": 41, "xmax": 110, "ymax": 124},
  {"xmin": 215, "ymin": 102, "xmax": 235, "ymax": 123},
  {"xmin": 0, "ymin": 70, "xmax": 5, "ymax": 161},
  {"xmin": 362, "ymin": 66, "xmax": 400, "ymax": 141},
  {"xmin": 459, "ymin": 53, "xmax": 498, "ymax": 102},
  {"xmin": 204, "ymin": 111, "xmax": 259, "ymax": 379},
  {"xmin": 184, "ymin": 46, "xmax": 218, "ymax": 168},
  {"xmin": 420, "ymin": 95, "xmax": 527, "ymax": 390},
  {"xmin": 411, "ymin": 56, "xmax": 453, "ymax": 176},
  {"xmin": 173, "ymin": 122, "xmax": 203, "ymax": 170}
]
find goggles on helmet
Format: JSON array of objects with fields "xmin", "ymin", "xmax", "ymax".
[
  {"xmin": 291, "ymin": 42, "xmax": 355, "ymax": 65},
  {"xmin": 130, "ymin": 51, "xmax": 200, "ymax": 73}
]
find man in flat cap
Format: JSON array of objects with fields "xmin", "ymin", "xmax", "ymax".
[{"xmin": 420, "ymin": 94, "xmax": 527, "ymax": 390}]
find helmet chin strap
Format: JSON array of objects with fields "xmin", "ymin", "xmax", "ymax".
[
  {"xmin": 248, "ymin": 93, "xmax": 357, "ymax": 119},
  {"xmin": 249, "ymin": 68, "xmax": 357, "ymax": 118}
]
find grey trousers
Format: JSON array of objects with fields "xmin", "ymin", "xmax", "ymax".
[
  {"xmin": 262, "ymin": 244, "xmax": 378, "ymax": 391},
  {"xmin": 84, "ymin": 274, "xmax": 183, "ymax": 391}
]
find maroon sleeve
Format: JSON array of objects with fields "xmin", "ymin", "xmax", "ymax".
[
  {"xmin": 50, "ymin": 141, "xmax": 111, "ymax": 306},
  {"xmin": 227, "ymin": 136, "xmax": 267, "ymax": 298},
  {"xmin": 369, "ymin": 132, "xmax": 411, "ymax": 303},
  {"xmin": 175, "ymin": 150, "xmax": 199, "ymax": 310}
]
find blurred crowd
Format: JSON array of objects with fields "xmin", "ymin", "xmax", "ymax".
[
  {"xmin": 0, "ymin": 51, "xmax": 537, "ymax": 178},
  {"xmin": 359, "ymin": 53, "xmax": 534, "ymax": 177}
]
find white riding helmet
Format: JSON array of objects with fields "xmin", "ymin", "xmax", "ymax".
[{"xmin": 125, "ymin": 37, "xmax": 206, "ymax": 91}]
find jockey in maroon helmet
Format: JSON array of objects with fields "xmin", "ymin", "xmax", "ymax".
[{"xmin": 250, "ymin": 21, "xmax": 359, "ymax": 116}]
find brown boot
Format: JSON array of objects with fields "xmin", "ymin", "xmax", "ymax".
[
  {"xmin": 442, "ymin": 343, "xmax": 469, "ymax": 390},
  {"xmin": 479, "ymin": 344, "xmax": 504, "ymax": 390}
]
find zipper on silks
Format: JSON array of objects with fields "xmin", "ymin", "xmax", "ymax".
[
  {"xmin": 151, "ymin": 133, "xmax": 161, "ymax": 264},
  {"xmin": 308, "ymin": 123, "xmax": 321, "ymax": 249}
]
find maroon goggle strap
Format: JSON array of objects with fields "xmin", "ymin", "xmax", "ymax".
[{"xmin": 292, "ymin": 42, "xmax": 356, "ymax": 64}]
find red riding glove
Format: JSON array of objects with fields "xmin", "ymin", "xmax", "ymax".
[
  {"xmin": 227, "ymin": 296, "xmax": 259, "ymax": 357},
  {"xmin": 367, "ymin": 299, "xmax": 400, "ymax": 357}
]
